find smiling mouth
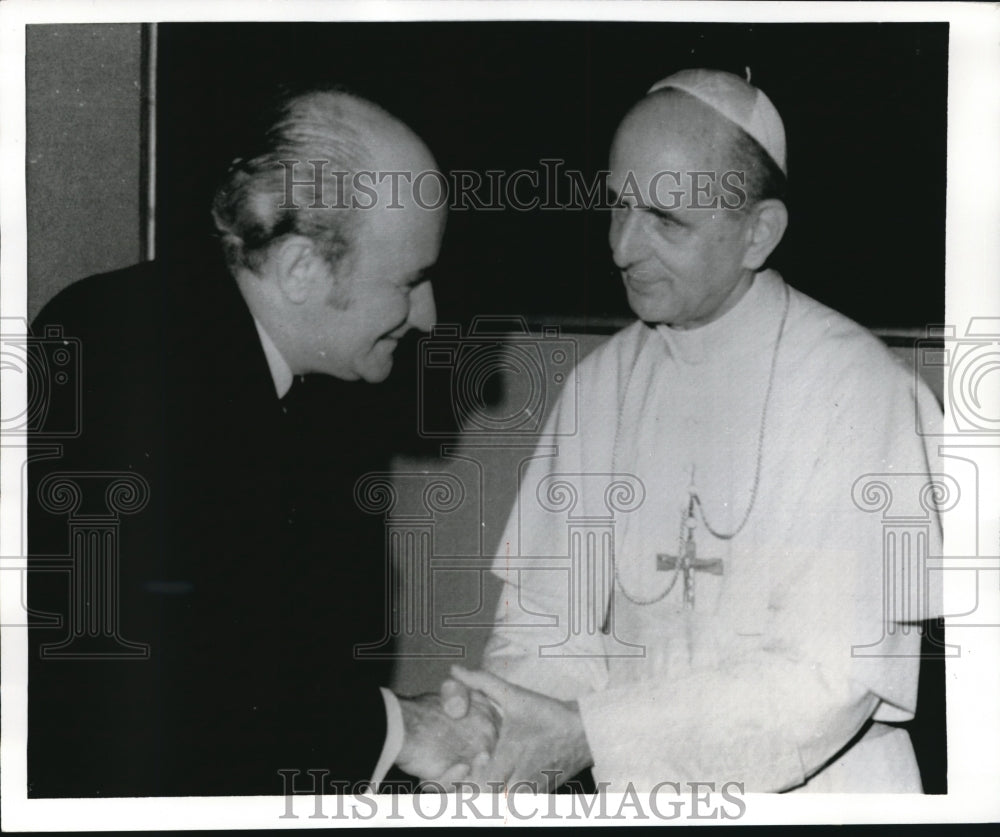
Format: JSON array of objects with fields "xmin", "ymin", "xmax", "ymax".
[
  {"xmin": 386, "ymin": 322, "xmax": 411, "ymax": 341},
  {"xmin": 379, "ymin": 329, "xmax": 402, "ymax": 345},
  {"xmin": 623, "ymin": 272, "xmax": 660, "ymax": 290}
]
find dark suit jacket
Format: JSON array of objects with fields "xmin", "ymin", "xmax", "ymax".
[{"xmin": 28, "ymin": 253, "xmax": 401, "ymax": 797}]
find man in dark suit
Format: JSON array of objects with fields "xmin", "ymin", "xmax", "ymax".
[{"xmin": 27, "ymin": 89, "xmax": 495, "ymax": 797}]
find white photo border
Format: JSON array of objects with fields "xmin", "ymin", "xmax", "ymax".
[{"xmin": 2, "ymin": 0, "xmax": 998, "ymax": 829}]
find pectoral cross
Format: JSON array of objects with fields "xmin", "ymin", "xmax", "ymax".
[{"xmin": 656, "ymin": 490, "xmax": 724, "ymax": 609}]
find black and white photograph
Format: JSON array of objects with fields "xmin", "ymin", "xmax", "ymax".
[{"xmin": 1, "ymin": 0, "xmax": 998, "ymax": 829}]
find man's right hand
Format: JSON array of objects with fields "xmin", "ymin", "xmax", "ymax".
[{"xmin": 395, "ymin": 689, "xmax": 500, "ymax": 782}]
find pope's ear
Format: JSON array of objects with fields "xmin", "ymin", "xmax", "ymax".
[
  {"xmin": 741, "ymin": 199, "xmax": 788, "ymax": 271},
  {"xmin": 273, "ymin": 236, "xmax": 326, "ymax": 304}
]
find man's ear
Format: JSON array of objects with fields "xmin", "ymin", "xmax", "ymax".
[
  {"xmin": 272, "ymin": 236, "xmax": 325, "ymax": 304},
  {"xmin": 741, "ymin": 199, "xmax": 788, "ymax": 272}
]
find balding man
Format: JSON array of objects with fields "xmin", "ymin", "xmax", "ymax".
[
  {"xmin": 443, "ymin": 69, "xmax": 943, "ymax": 793},
  {"xmin": 28, "ymin": 89, "xmax": 495, "ymax": 797}
]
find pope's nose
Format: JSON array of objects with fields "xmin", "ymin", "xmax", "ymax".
[{"xmin": 609, "ymin": 208, "xmax": 645, "ymax": 269}]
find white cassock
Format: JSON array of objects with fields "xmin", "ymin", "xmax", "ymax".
[{"xmin": 484, "ymin": 269, "xmax": 944, "ymax": 792}]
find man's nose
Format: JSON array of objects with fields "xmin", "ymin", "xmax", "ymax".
[
  {"xmin": 407, "ymin": 281, "xmax": 437, "ymax": 333},
  {"xmin": 609, "ymin": 209, "xmax": 644, "ymax": 268}
]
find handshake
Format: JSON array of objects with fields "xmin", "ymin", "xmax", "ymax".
[{"xmin": 394, "ymin": 666, "xmax": 592, "ymax": 792}]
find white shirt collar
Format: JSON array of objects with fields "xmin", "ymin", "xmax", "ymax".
[
  {"xmin": 252, "ymin": 317, "xmax": 294, "ymax": 398},
  {"xmin": 654, "ymin": 269, "xmax": 784, "ymax": 365}
]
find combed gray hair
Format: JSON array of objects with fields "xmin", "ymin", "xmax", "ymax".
[{"xmin": 211, "ymin": 88, "xmax": 384, "ymax": 274}]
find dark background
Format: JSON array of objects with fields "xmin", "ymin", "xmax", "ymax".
[{"xmin": 156, "ymin": 21, "xmax": 947, "ymax": 332}]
